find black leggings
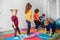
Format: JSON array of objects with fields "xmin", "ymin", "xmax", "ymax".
[
  {"xmin": 13, "ymin": 27, "xmax": 21, "ymax": 37},
  {"xmin": 34, "ymin": 20, "xmax": 43, "ymax": 29}
]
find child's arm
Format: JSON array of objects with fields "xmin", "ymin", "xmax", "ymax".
[
  {"xmin": 30, "ymin": 11, "xmax": 32, "ymax": 22},
  {"xmin": 44, "ymin": 28, "xmax": 47, "ymax": 34},
  {"xmin": 12, "ymin": 21, "xmax": 16, "ymax": 28},
  {"xmin": 11, "ymin": 17, "xmax": 16, "ymax": 28},
  {"xmin": 36, "ymin": 15, "xmax": 40, "ymax": 21}
]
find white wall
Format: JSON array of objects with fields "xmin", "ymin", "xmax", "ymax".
[
  {"xmin": 1, "ymin": 0, "xmax": 28, "ymax": 31},
  {"xmin": 49, "ymin": 0, "xmax": 57, "ymax": 20},
  {"xmin": 1, "ymin": 0, "xmax": 45, "ymax": 31},
  {"xmin": 1, "ymin": 0, "xmax": 60, "ymax": 31},
  {"xmin": 1, "ymin": 0, "xmax": 43, "ymax": 31},
  {"xmin": 28, "ymin": 0, "xmax": 44, "ymax": 15},
  {"xmin": 0, "ymin": 0, "xmax": 2, "ymax": 31},
  {"xmin": 48, "ymin": 0, "xmax": 60, "ymax": 20}
]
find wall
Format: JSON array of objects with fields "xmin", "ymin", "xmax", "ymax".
[
  {"xmin": 49, "ymin": 0, "xmax": 60, "ymax": 20},
  {"xmin": 0, "ymin": 0, "xmax": 2, "ymax": 31},
  {"xmin": 1, "ymin": 0, "xmax": 28, "ymax": 31},
  {"xmin": 0, "ymin": 0, "xmax": 45, "ymax": 31},
  {"xmin": 1, "ymin": 0, "xmax": 60, "ymax": 31},
  {"xmin": 49, "ymin": 0, "xmax": 57, "ymax": 20}
]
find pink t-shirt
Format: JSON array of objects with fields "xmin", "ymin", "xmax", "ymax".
[{"xmin": 11, "ymin": 15, "xmax": 18, "ymax": 27}]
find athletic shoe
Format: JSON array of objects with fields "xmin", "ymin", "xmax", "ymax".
[{"xmin": 14, "ymin": 37, "xmax": 19, "ymax": 39}]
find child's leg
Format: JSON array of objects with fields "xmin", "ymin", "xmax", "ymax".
[
  {"xmin": 26, "ymin": 21, "xmax": 31, "ymax": 35},
  {"xmin": 52, "ymin": 26, "xmax": 56, "ymax": 34},
  {"xmin": 14, "ymin": 28, "xmax": 17, "ymax": 37},
  {"xmin": 17, "ymin": 27, "xmax": 21, "ymax": 35},
  {"xmin": 38, "ymin": 21, "xmax": 44, "ymax": 28},
  {"xmin": 49, "ymin": 29, "xmax": 52, "ymax": 36},
  {"xmin": 34, "ymin": 20, "xmax": 39, "ymax": 31}
]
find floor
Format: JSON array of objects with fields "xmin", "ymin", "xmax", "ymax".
[
  {"xmin": 4, "ymin": 33, "xmax": 60, "ymax": 40},
  {"xmin": 0, "ymin": 28, "xmax": 60, "ymax": 40}
]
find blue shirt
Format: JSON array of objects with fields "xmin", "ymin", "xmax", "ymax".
[
  {"xmin": 39, "ymin": 16, "xmax": 44, "ymax": 23},
  {"xmin": 44, "ymin": 23, "xmax": 53, "ymax": 29},
  {"xmin": 39, "ymin": 16, "xmax": 43, "ymax": 19}
]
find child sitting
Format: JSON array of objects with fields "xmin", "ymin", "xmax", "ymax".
[
  {"xmin": 47, "ymin": 18, "xmax": 56, "ymax": 34},
  {"xmin": 44, "ymin": 19, "xmax": 55, "ymax": 36}
]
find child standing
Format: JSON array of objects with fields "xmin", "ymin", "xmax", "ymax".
[
  {"xmin": 25, "ymin": 3, "xmax": 32, "ymax": 36},
  {"xmin": 44, "ymin": 19, "xmax": 54, "ymax": 36},
  {"xmin": 10, "ymin": 9, "xmax": 21, "ymax": 39},
  {"xmin": 34, "ymin": 9, "xmax": 43, "ymax": 31}
]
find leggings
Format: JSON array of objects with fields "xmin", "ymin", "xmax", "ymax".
[
  {"xmin": 34, "ymin": 20, "xmax": 43, "ymax": 29},
  {"xmin": 13, "ymin": 27, "xmax": 21, "ymax": 37}
]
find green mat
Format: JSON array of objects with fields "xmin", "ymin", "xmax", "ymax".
[
  {"xmin": 37, "ymin": 32, "xmax": 59, "ymax": 40},
  {"xmin": 3, "ymin": 30, "xmax": 13, "ymax": 34},
  {"xmin": 48, "ymin": 33, "xmax": 59, "ymax": 40}
]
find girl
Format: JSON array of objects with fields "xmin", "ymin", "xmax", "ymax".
[
  {"xmin": 25, "ymin": 3, "xmax": 32, "ymax": 36},
  {"xmin": 10, "ymin": 9, "xmax": 21, "ymax": 39}
]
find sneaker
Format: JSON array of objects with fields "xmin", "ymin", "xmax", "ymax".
[
  {"xmin": 14, "ymin": 37, "xmax": 19, "ymax": 39},
  {"xmin": 23, "ymin": 34, "xmax": 27, "ymax": 38},
  {"xmin": 19, "ymin": 34, "xmax": 23, "ymax": 38},
  {"xmin": 26, "ymin": 34, "xmax": 31, "ymax": 38},
  {"xmin": 19, "ymin": 34, "xmax": 23, "ymax": 36}
]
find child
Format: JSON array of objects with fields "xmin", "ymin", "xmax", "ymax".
[
  {"xmin": 10, "ymin": 9, "xmax": 21, "ymax": 39},
  {"xmin": 44, "ymin": 19, "xmax": 54, "ymax": 36},
  {"xmin": 47, "ymin": 18, "xmax": 55, "ymax": 25},
  {"xmin": 39, "ymin": 13, "xmax": 45, "ymax": 27},
  {"xmin": 34, "ymin": 9, "xmax": 43, "ymax": 31},
  {"xmin": 47, "ymin": 18, "xmax": 55, "ymax": 34},
  {"xmin": 25, "ymin": 3, "xmax": 32, "ymax": 36},
  {"xmin": 39, "ymin": 13, "xmax": 45, "ymax": 22}
]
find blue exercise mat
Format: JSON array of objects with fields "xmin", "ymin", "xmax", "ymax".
[
  {"xmin": 37, "ymin": 33, "xmax": 59, "ymax": 40},
  {"xmin": 4, "ymin": 34, "xmax": 34, "ymax": 40},
  {"xmin": 4, "ymin": 36, "xmax": 22, "ymax": 40},
  {"xmin": 4, "ymin": 34, "xmax": 27, "ymax": 40}
]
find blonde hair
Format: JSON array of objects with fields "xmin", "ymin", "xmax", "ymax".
[
  {"xmin": 25, "ymin": 3, "xmax": 32, "ymax": 14},
  {"xmin": 10, "ymin": 9, "xmax": 18, "ymax": 12},
  {"xmin": 44, "ymin": 18, "xmax": 49, "ymax": 24}
]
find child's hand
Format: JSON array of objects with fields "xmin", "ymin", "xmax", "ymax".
[
  {"xmin": 49, "ymin": 34, "xmax": 52, "ymax": 36},
  {"xmin": 44, "ymin": 31, "xmax": 46, "ymax": 34},
  {"xmin": 14, "ymin": 26, "xmax": 16, "ymax": 28},
  {"xmin": 44, "ymin": 28, "xmax": 47, "ymax": 34},
  {"xmin": 39, "ymin": 20, "xmax": 41, "ymax": 22}
]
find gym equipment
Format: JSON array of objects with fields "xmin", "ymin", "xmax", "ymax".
[
  {"xmin": 55, "ymin": 18, "xmax": 60, "ymax": 29},
  {"xmin": 23, "ymin": 36, "xmax": 41, "ymax": 40},
  {"xmin": 37, "ymin": 32, "xmax": 59, "ymax": 40}
]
